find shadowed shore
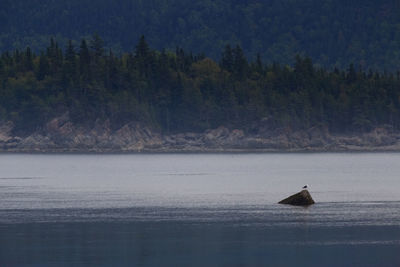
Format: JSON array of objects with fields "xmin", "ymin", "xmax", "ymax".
[{"xmin": 1, "ymin": 118, "xmax": 400, "ymax": 153}]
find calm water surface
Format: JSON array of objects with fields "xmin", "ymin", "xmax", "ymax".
[{"xmin": 1, "ymin": 153, "xmax": 400, "ymax": 266}]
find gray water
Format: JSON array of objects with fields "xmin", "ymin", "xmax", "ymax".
[{"xmin": 1, "ymin": 153, "xmax": 400, "ymax": 266}]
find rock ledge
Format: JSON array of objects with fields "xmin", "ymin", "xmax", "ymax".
[{"xmin": 279, "ymin": 190, "xmax": 315, "ymax": 206}]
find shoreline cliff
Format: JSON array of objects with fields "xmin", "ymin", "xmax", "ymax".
[{"xmin": 1, "ymin": 114, "xmax": 400, "ymax": 153}]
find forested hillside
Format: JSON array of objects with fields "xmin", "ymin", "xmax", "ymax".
[
  {"xmin": 0, "ymin": 0, "xmax": 400, "ymax": 70},
  {"xmin": 1, "ymin": 36, "xmax": 400, "ymax": 136}
]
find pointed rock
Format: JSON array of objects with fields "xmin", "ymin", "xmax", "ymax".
[{"xmin": 279, "ymin": 190, "xmax": 315, "ymax": 206}]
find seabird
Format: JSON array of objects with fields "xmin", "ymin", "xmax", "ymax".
[{"xmin": 302, "ymin": 184, "xmax": 309, "ymax": 189}]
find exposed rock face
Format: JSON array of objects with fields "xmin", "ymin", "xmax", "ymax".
[
  {"xmin": 0, "ymin": 121, "xmax": 14, "ymax": 142},
  {"xmin": 1, "ymin": 114, "xmax": 400, "ymax": 152},
  {"xmin": 279, "ymin": 190, "xmax": 315, "ymax": 206}
]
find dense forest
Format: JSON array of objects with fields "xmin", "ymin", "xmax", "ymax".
[
  {"xmin": 0, "ymin": 0, "xmax": 400, "ymax": 70},
  {"xmin": 1, "ymin": 35, "xmax": 400, "ymax": 136}
]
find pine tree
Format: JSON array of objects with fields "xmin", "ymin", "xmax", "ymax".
[
  {"xmin": 90, "ymin": 33, "xmax": 104, "ymax": 59},
  {"xmin": 220, "ymin": 45, "xmax": 234, "ymax": 72},
  {"xmin": 46, "ymin": 38, "xmax": 56, "ymax": 58},
  {"xmin": 90, "ymin": 34, "xmax": 105, "ymax": 80},
  {"xmin": 46, "ymin": 38, "xmax": 63, "ymax": 75},
  {"xmin": 135, "ymin": 35, "xmax": 150, "ymax": 60},
  {"xmin": 105, "ymin": 49, "xmax": 119, "ymax": 92},
  {"xmin": 79, "ymin": 39, "xmax": 91, "ymax": 82},
  {"xmin": 134, "ymin": 35, "xmax": 153, "ymax": 78},
  {"xmin": 36, "ymin": 52, "xmax": 49, "ymax": 81},
  {"xmin": 64, "ymin": 40, "xmax": 77, "ymax": 83},
  {"xmin": 233, "ymin": 45, "xmax": 248, "ymax": 80},
  {"xmin": 255, "ymin": 53, "xmax": 263, "ymax": 74},
  {"xmin": 347, "ymin": 63, "xmax": 357, "ymax": 83},
  {"xmin": 24, "ymin": 47, "xmax": 33, "ymax": 71},
  {"xmin": 14, "ymin": 49, "xmax": 23, "ymax": 72}
]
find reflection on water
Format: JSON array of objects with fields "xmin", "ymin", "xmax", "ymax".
[
  {"xmin": 1, "ymin": 209, "xmax": 400, "ymax": 266},
  {"xmin": 1, "ymin": 153, "xmax": 400, "ymax": 266},
  {"xmin": 1, "ymin": 202, "xmax": 400, "ymax": 227}
]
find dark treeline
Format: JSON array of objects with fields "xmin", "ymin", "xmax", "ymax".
[
  {"xmin": 1, "ymin": 0, "xmax": 400, "ymax": 70},
  {"xmin": 1, "ymin": 35, "xmax": 400, "ymax": 135}
]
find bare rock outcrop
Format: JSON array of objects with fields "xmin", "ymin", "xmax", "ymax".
[
  {"xmin": 0, "ymin": 121, "xmax": 14, "ymax": 143},
  {"xmin": 1, "ymin": 114, "xmax": 400, "ymax": 152},
  {"xmin": 279, "ymin": 190, "xmax": 315, "ymax": 206}
]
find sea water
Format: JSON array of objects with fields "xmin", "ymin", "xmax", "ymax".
[{"xmin": 1, "ymin": 153, "xmax": 400, "ymax": 266}]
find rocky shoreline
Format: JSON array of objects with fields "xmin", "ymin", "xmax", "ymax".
[{"xmin": 1, "ymin": 114, "xmax": 400, "ymax": 153}]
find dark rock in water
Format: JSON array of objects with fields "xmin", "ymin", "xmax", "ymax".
[{"xmin": 279, "ymin": 190, "xmax": 315, "ymax": 206}]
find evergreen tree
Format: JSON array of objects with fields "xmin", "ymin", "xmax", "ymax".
[
  {"xmin": 79, "ymin": 39, "xmax": 91, "ymax": 82},
  {"xmin": 135, "ymin": 35, "xmax": 150, "ymax": 60},
  {"xmin": 233, "ymin": 45, "xmax": 248, "ymax": 80},
  {"xmin": 255, "ymin": 53, "xmax": 263, "ymax": 74},
  {"xmin": 134, "ymin": 35, "xmax": 153, "ymax": 78},
  {"xmin": 220, "ymin": 45, "xmax": 234, "ymax": 72},
  {"xmin": 90, "ymin": 34, "xmax": 105, "ymax": 80},
  {"xmin": 64, "ymin": 40, "xmax": 77, "ymax": 82},
  {"xmin": 24, "ymin": 47, "xmax": 33, "ymax": 71},
  {"xmin": 90, "ymin": 33, "xmax": 104, "ymax": 59},
  {"xmin": 1, "ymin": 35, "xmax": 400, "ymax": 135},
  {"xmin": 36, "ymin": 52, "xmax": 49, "ymax": 81},
  {"xmin": 347, "ymin": 63, "xmax": 357, "ymax": 84},
  {"xmin": 46, "ymin": 38, "xmax": 63, "ymax": 74}
]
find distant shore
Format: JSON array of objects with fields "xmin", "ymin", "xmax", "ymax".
[
  {"xmin": 2, "ymin": 147, "xmax": 400, "ymax": 154},
  {"xmin": 1, "ymin": 117, "xmax": 400, "ymax": 153}
]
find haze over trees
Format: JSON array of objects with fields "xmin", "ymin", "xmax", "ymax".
[
  {"xmin": 1, "ymin": 35, "xmax": 400, "ymax": 135},
  {"xmin": 0, "ymin": 0, "xmax": 400, "ymax": 70}
]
